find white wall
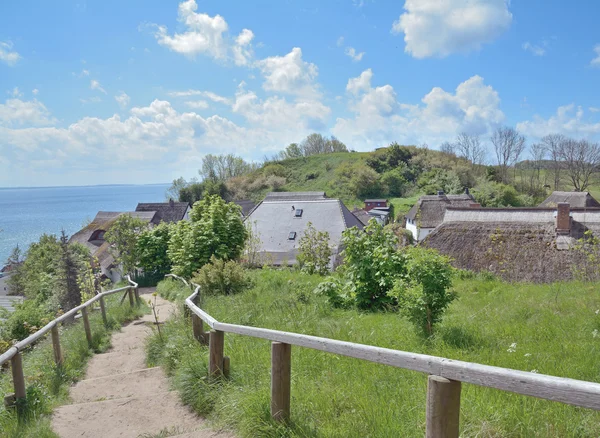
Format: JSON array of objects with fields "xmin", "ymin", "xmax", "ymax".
[{"xmin": 406, "ymin": 220, "xmax": 418, "ymax": 241}]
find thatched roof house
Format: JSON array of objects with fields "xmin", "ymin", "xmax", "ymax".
[
  {"xmin": 135, "ymin": 200, "xmax": 190, "ymax": 224},
  {"xmin": 245, "ymin": 192, "xmax": 363, "ymax": 266},
  {"xmin": 424, "ymin": 204, "xmax": 600, "ymax": 282},
  {"xmin": 539, "ymin": 191, "xmax": 600, "ymax": 208},
  {"xmin": 405, "ymin": 191, "xmax": 476, "ymax": 241}
]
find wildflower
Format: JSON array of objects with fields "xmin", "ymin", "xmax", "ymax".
[
  {"xmin": 507, "ymin": 342, "xmax": 517, "ymax": 353},
  {"xmin": 593, "ymin": 329, "xmax": 599, "ymax": 338},
  {"xmin": 524, "ymin": 353, "xmax": 531, "ymax": 357},
  {"xmin": 596, "ymin": 309, "xmax": 599, "ymax": 315},
  {"xmin": 531, "ymin": 369, "xmax": 539, "ymax": 373}
]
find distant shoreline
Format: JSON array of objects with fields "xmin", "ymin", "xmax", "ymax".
[{"xmin": 0, "ymin": 183, "xmax": 170, "ymax": 190}]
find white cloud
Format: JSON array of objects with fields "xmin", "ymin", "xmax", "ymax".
[
  {"xmin": 32, "ymin": 89, "xmax": 39, "ymax": 95},
  {"xmin": 0, "ymin": 98, "xmax": 56, "ymax": 127},
  {"xmin": 0, "ymin": 41, "xmax": 21, "ymax": 66},
  {"xmin": 257, "ymin": 47, "xmax": 319, "ymax": 97},
  {"xmin": 334, "ymin": 72, "xmax": 504, "ymax": 150},
  {"xmin": 184, "ymin": 100, "xmax": 209, "ymax": 109},
  {"xmin": 9, "ymin": 87, "xmax": 23, "ymax": 98},
  {"xmin": 345, "ymin": 47, "xmax": 365, "ymax": 62},
  {"xmin": 90, "ymin": 80, "xmax": 106, "ymax": 94},
  {"xmin": 591, "ymin": 45, "xmax": 600, "ymax": 67},
  {"xmin": 81, "ymin": 69, "xmax": 90, "ymax": 76},
  {"xmin": 168, "ymin": 89, "xmax": 231, "ymax": 105},
  {"xmin": 232, "ymin": 29, "xmax": 254, "ymax": 66},
  {"xmin": 517, "ymin": 104, "xmax": 600, "ymax": 140},
  {"xmin": 336, "ymin": 36, "xmax": 344, "ymax": 47},
  {"xmin": 115, "ymin": 92, "xmax": 131, "ymax": 109},
  {"xmin": 522, "ymin": 42, "xmax": 546, "ymax": 57},
  {"xmin": 391, "ymin": 0, "xmax": 512, "ymax": 58},
  {"xmin": 590, "ymin": 107, "xmax": 600, "ymax": 113}
]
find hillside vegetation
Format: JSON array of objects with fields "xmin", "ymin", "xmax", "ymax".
[{"xmin": 149, "ymin": 271, "xmax": 600, "ymax": 437}]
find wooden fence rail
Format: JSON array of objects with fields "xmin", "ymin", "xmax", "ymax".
[
  {"xmin": 0, "ymin": 277, "xmax": 139, "ymax": 417},
  {"xmin": 164, "ymin": 275, "xmax": 600, "ymax": 437}
]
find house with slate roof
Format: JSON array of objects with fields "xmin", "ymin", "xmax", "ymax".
[
  {"xmin": 135, "ymin": 200, "xmax": 190, "ymax": 224},
  {"xmin": 245, "ymin": 192, "xmax": 363, "ymax": 267}
]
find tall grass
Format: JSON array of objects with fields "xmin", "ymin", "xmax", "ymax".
[
  {"xmin": 149, "ymin": 271, "xmax": 600, "ymax": 437},
  {"xmin": 0, "ymin": 295, "xmax": 147, "ymax": 438}
]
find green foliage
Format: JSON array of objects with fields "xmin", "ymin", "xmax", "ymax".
[
  {"xmin": 390, "ymin": 247, "xmax": 455, "ymax": 335},
  {"xmin": 0, "ymin": 300, "xmax": 52, "ymax": 344},
  {"xmin": 380, "ymin": 167, "xmax": 408, "ymax": 197},
  {"xmin": 471, "ymin": 178, "xmax": 536, "ymax": 207},
  {"xmin": 168, "ymin": 195, "xmax": 247, "ymax": 279},
  {"xmin": 192, "ymin": 256, "xmax": 250, "ymax": 296},
  {"xmin": 339, "ymin": 221, "xmax": 406, "ymax": 310},
  {"xmin": 156, "ymin": 278, "xmax": 190, "ymax": 301},
  {"xmin": 417, "ymin": 168, "xmax": 463, "ymax": 195},
  {"xmin": 137, "ymin": 222, "xmax": 173, "ymax": 278},
  {"xmin": 572, "ymin": 230, "xmax": 600, "ymax": 281},
  {"xmin": 296, "ymin": 222, "xmax": 332, "ymax": 275},
  {"xmin": 104, "ymin": 214, "xmax": 147, "ymax": 276}
]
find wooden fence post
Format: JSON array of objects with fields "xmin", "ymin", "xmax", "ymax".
[
  {"xmin": 192, "ymin": 314, "xmax": 207, "ymax": 345},
  {"xmin": 81, "ymin": 307, "xmax": 93, "ymax": 348},
  {"xmin": 128, "ymin": 287, "xmax": 135, "ymax": 307},
  {"xmin": 208, "ymin": 330, "xmax": 224, "ymax": 378},
  {"xmin": 51, "ymin": 324, "xmax": 63, "ymax": 366},
  {"xmin": 223, "ymin": 356, "xmax": 230, "ymax": 379},
  {"xmin": 426, "ymin": 375, "xmax": 461, "ymax": 438},
  {"xmin": 135, "ymin": 286, "xmax": 140, "ymax": 304},
  {"xmin": 99, "ymin": 296, "xmax": 108, "ymax": 327},
  {"xmin": 10, "ymin": 352, "xmax": 26, "ymax": 409},
  {"xmin": 271, "ymin": 342, "xmax": 291, "ymax": 423}
]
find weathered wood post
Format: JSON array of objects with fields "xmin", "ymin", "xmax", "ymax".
[
  {"xmin": 99, "ymin": 295, "xmax": 108, "ymax": 327},
  {"xmin": 51, "ymin": 324, "xmax": 63, "ymax": 366},
  {"xmin": 208, "ymin": 330, "xmax": 224, "ymax": 378},
  {"xmin": 426, "ymin": 375, "xmax": 461, "ymax": 438},
  {"xmin": 128, "ymin": 287, "xmax": 135, "ymax": 307},
  {"xmin": 192, "ymin": 314, "xmax": 207, "ymax": 345},
  {"xmin": 11, "ymin": 352, "xmax": 26, "ymax": 416},
  {"xmin": 271, "ymin": 342, "xmax": 291, "ymax": 423},
  {"xmin": 81, "ymin": 307, "xmax": 93, "ymax": 348}
]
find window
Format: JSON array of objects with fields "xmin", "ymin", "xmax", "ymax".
[
  {"xmin": 295, "ymin": 208, "xmax": 303, "ymax": 217},
  {"xmin": 288, "ymin": 231, "xmax": 297, "ymax": 240}
]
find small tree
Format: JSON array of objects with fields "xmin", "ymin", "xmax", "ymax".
[
  {"xmin": 137, "ymin": 222, "xmax": 173, "ymax": 278},
  {"xmin": 56, "ymin": 230, "xmax": 83, "ymax": 311},
  {"xmin": 297, "ymin": 222, "xmax": 332, "ymax": 275},
  {"xmin": 192, "ymin": 256, "xmax": 250, "ymax": 295},
  {"xmin": 390, "ymin": 247, "xmax": 454, "ymax": 336},
  {"xmin": 243, "ymin": 220, "xmax": 263, "ymax": 268},
  {"xmin": 104, "ymin": 214, "xmax": 147, "ymax": 276},
  {"xmin": 6, "ymin": 245, "xmax": 25, "ymax": 296}
]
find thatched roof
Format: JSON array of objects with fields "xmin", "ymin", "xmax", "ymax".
[
  {"xmin": 406, "ymin": 194, "xmax": 475, "ymax": 228},
  {"xmin": 423, "ymin": 220, "xmax": 600, "ymax": 283},
  {"xmin": 135, "ymin": 202, "xmax": 189, "ymax": 224},
  {"xmin": 539, "ymin": 191, "xmax": 600, "ymax": 208}
]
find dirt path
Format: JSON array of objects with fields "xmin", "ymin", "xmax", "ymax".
[{"xmin": 52, "ymin": 288, "xmax": 232, "ymax": 438}]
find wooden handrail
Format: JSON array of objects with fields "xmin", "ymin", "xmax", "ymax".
[{"xmin": 171, "ymin": 276, "xmax": 600, "ymax": 434}]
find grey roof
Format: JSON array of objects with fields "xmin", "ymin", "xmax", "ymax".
[
  {"xmin": 406, "ymin": 194, "xmax": 475, "ymax": 228},
  {"xmin": 365, "ymin": 199, "xmax": 388, "ymax": 203},
  {"xmin": 264, "ymin": 191, "xmax": 326, "ymax": 201},
  {"xmin": 233, "ymin": 200, "xmax": 257, "ymax": 216},
  {"xmin": 539, "ymin": 191, "xmax": 600, "ymax": 208},
  {"xmin": 351, "ymin": 208, "xmax": 371, "ymax": 226},
  {"xmin": 135, "ymin": 202, "xmax": 190, "ymax": 224},
  {"xmin": 246, "ymin": 197, "xmax": 363, "ymax": 265},
  {"xmin": 369, "ymin": 209, "xmax": 390, "ymax": 217}
]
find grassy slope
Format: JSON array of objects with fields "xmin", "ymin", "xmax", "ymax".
[
  {"xmin": 0, "ymin": 296, "xmax": 147, "ymax": 438},
  {"xmin": 149, "ymin": 273, "xmax": 600, "ymax": 438}
]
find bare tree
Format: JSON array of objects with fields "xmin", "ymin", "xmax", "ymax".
[
  {"xmin": 439, "ymin": 141, "xmax": 455, "ymax": 156},
  {"xmin": 541, "ymin": 134, "xmax": 566, "ymax": 190},
  {"xmin": 455, "ymin": 132, "xmax": 486, "ymax": 166},
  {"xmin": 528, "ymin": 143, "xmax": 547, "ymax": 193},
  {"xmin": 490, "ymin": 126, "xmax": 526, "ymax": 183},
  {"xmin": 556, "ymin": 138, "xmax": 600, "ymax": 191}
]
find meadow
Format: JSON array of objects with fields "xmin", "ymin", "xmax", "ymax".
[{"xmin": 148, "ymin": 271, "xmax": 600, "ymax": 437}]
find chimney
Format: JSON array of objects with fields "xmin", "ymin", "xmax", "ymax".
[
  {"xmin": 437, "ymin": 190, "xmax": 445, "ymax": 196},
  {"xmin": 469, "ymin": 203, "xmax": 481, "ymax": 208},
  {"xmin": 556, "ymin": 202, "xmax": 571, "ymax": 235},
  {"xmin": 169, "ymin": 198, "xmax": 174, "ymax": 208}
]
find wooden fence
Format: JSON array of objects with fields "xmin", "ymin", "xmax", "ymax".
[
  {"xmin": 0, "ymin": 277, "xmax": 139, "ymax": 415},
  {"xmin": 165, "ymin": 275, "xmax": 600, "ymax": 438}
]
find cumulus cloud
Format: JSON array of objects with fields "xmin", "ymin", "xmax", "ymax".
[
  {"xmin": 168, "ymin": 89, "xmax": 231, "ymax": 105},
  {"xmin": 391, "ymin": 0, "xmax": 512, "ymax": 58},
  {"xmin": 0, "ymin": 98, "xmax": 56, "ymax": 127},
  {"xmin": 257, "ymin": 47, "xmax": 319, "ymax": 97},
  {"xmin": 115, "ymin": 92, "xmax": 131, "ymax": 109},
  {"xmin": 345, "ymin": 47, "xmax": 365, "ymax": 62},
  {"xmin": 517, "ymin": 104, "xmax": 600, "ymax": 140},
  {"xmin": 32, "ymin": 89, "xmax": 39, "ymax": 95},
  {"xmin": 232, "ymin": 29, "xmax": 254, "ymax": 66},
  {"xmin": 591, "ymin": 45, "xmax": 600, "ymax": 67},
  {"xmin": 333, "ymin": 71, "xmax": 504, "ymax": 150},
  {"xmin": 0, "ymin": 41, "xmax": 21, "ymax": 66},
  {"xmin": 90, "ymin": 80, "xmax": 106, "ymax": 94},
  {"xmin": 184, "ymin": 100, "xmax": 209, "ymax": 109}
]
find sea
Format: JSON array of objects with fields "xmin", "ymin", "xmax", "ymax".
[{"xmin": 0, "ymin": 184, "xmax": 171, "ymax": 265}]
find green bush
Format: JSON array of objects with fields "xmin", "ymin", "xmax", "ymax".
[
  {"xmin": 0, "ymin": 300, "xmax": 52, "ymax": 344},
  {"xmin": 192, "ymin": 256, "xmax": 250, "ymax": 296},
  {"xmin": 297, "ymin": 222, "xmax": 332, "ymax": 276}
]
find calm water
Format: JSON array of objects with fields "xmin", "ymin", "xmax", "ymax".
[{"xmin": 0, "ymin": 184, "xmax": 170, "ymax": 264}]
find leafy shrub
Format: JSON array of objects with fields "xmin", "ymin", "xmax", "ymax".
[
  {"xmin": 390, "ymin": 247, "xmax": 455, "ymax": 336},
  {"xmin": 263, "ymin": 163, "xmax": 286, "ymax": 177},
  {"xmin": 297, "ymin": 222, "xmax": 332, "ymax": 275},
  {"xmin": 137, "ymin": 222, "xmax": 173, "ymax": 279},
  {"xmin": 313, "ymin": 277, "xmax": 350, "ymax": 308},
  {"xmin": 0, "ymin": 300, "xmax": 52, "ymax": 343},
  {"xmin": 193, "ymin": 256, "xmax": 251, "ymax": 296}
]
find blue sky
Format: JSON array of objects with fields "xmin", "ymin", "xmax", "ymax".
[{"xmin": 1, "ymin": 0, "xmax": 599, "ymax": 187}]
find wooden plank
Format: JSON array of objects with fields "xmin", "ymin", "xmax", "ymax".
[
  {"xmin": 10, "ymin": 352, "xmax": 26, "ymax": 400},
  {"xmin": 99, "ymin": 296, "xmax": 108, "ymax": 327},
  {"xmin": 81, "ymin": 307, "xmax": 93, "ymax": 348},
  {"xmin": 271, "ymin": 342, "xmax": 291, "ymax": 423},
  {"xmin": 192, "ymin": 314, "xmax": 206, "ymax": 344},
  {"xmin": 209, "ymin": 330, "xmax": 224, "ymax": 378},
  {"xmin": 186, "ymin": 295, "xmax": 216, "ymax": 328},
  {"xmin": 426, "ymin": 375, "xmax": 461, "ymax": 438},
  {"xmin": 128, "ymin": 288, "xmax": 135, "ymax": 307},
  {"xmin": 51, "ymin": 325, "xmax": 63, "ymax": 366}
]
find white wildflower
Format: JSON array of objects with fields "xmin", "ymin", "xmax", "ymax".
[
  {"xmin": 531, "ymin": 369, "xmax": 539, "ymax": 373},
  {"xmin": 596, "ymin": 309, "xmax": 599, "ymax": 315},
  {"xmin": 593, "ymin": 329, "xmax": 599, "ymax": 338},
  {"xmin": 507, "ymin": 342, "xmax": 517, "ymax": 353},
  {"xmin": 524, "ymin": 353, "xmax": 531, "ymax": 357}
]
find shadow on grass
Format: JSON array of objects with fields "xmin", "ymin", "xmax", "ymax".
[{"xmin": 440, "ymin": 326, "xmax": 487, "ymax": 351}]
